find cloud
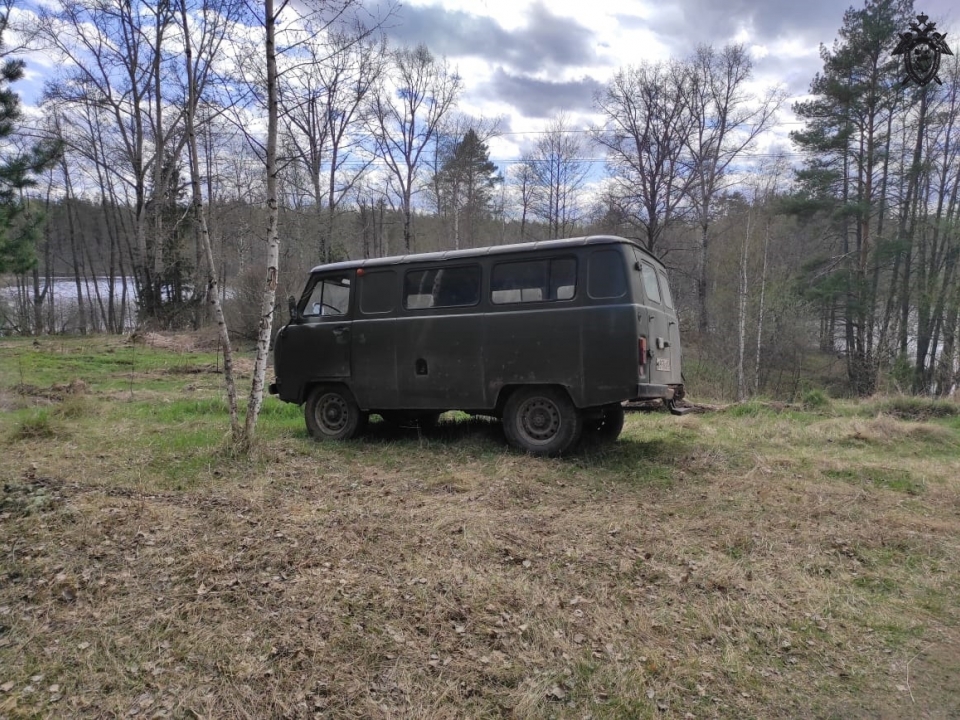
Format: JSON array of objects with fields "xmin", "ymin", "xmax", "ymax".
[
  {"xmin": 476, "ymin": 68, "xmax": 603, "ymax": 119},
  {"xmin": 636, "ymin": 0, "xmax": 846, "ymax": 48},
  {"xmin": 375, "ymin": 1, "xmax": 599, "ymax": 73}
]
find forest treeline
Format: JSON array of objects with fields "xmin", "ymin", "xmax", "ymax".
[{"xmin": 1, "ymin": 0, "xmax": 959, "ymax": 400}]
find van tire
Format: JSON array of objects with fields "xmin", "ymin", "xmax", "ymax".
[
  {"xmin": 585, "ymin": 403, "xmax": 625, "ymax": 442},
  {"xmin": 503, "ymin": 386, "xmax": 582, "ymax": 457},
  {"xmin": 305, "ymin": 385, "xmax": 367, "ymax": 440}
]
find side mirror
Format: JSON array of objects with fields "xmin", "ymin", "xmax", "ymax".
[{"xmin": 288, "ymin": 296, "xmax": 299, "ymax": 323}]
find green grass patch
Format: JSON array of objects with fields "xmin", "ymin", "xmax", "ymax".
[
  {"xmin": 853, "ymin": 575, "xmax": 899, "ymax": 595},
  {"xmin": 822, "ymin": 466, "xmax": 923, "ymax": 494},
  {"xmin": 10, "ymin": 408, "xmax": 61, "ymax": 440}
]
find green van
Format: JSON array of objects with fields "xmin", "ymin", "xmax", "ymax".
[{"xmin": 269, "ymin": 235, "xmax": 684, "ymax": 456}]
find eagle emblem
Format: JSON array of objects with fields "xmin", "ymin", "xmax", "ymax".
[{"xmin": 893, "ymin": 14, "xmax": 953, "ymax": 86}]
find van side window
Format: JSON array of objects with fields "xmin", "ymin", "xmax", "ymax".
[
  {"xmin": 359, "ymin": 270, "xmax": 396, "ymax": 315},
  {"xmin": 491, "ymin": 257, "xmax": 577, "ymax": 304},
  {"xmin": 303, "ymin": 274, "xmax": 351, "ymax": 317},
  {"xmin": 588, "ymin": 249, "xmax": 627, "ymax": 299},
  {"xmin": 640, "ymin": 263, "xmax": 662, "ymax": 304},
  {"xmin": 658, "ymin": 270, "xmax": 674, "ymax": 309},
  {"xmin": 403, "ymin": 265, "xmax": 481, "ymax": 309}
]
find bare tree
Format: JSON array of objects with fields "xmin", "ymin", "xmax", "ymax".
[
  {"xmin": 30, "ymin": 0, "xmax": 187, "ymax": 324},
  {"xmin": 369, "ymin": 44, "xmax": 462, "ymax": 251},
  {"xmin": 521, "ymin": 113, "xmax": 591, "ymax": 238},
  {"xmin": 735, "ymin": 157, "xmax": 786, "ymax": 400},
  {"xmin": 280, "ymin": 29, "xmax": 386, "ymax": 262},
  {"xmin": 685, "ymin": 44, "xmax": 783, "ymax": 333},
  {"xmin": 176, "ymin": 0, "xmax": 244, "ymax": 438},
  {"xmin": 592, "ymin": 61, "xmax": 693, "ymax": 255},
  {"xmin": 510, "ymin": 161, "xmax": 536, "ymax": 241}
]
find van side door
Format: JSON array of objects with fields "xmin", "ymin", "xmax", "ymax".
[
  {"xmin": 397, "ymin": 264, "xmax": 485, "ymax": 409},
  {"xmin": 351, "ymin": 269, "xmax": 400, "ymax": 408}
]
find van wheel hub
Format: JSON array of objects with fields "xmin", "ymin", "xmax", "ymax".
[
  {"xmin": 318, "ymin": 394, "xmax": 348, "ymax": 432},
  {"xmin": 518, "ymin": 398, "xmax": 560, "ymax": 441}
]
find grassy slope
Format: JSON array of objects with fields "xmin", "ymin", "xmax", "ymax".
[{"xmin": 1, "ymin": 335, "xmax": 959, "ymax": 719}]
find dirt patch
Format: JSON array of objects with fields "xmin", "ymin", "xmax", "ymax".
[{"xmin": 13, "ymin": 379, "xmax": 88, "ymax": 403}]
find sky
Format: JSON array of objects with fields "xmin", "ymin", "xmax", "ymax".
[
  {"xmin": 365, "ymin": 0, "xmax": 959, "ymax": 167},
  {"xmin": 9, "ymin": 0, "xmax": 960, "ymax": 174}
]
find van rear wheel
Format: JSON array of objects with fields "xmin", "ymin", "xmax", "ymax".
[
  {"xmin": 305, "ymin": 385, "xmax": 367, "ymax": 440},
  {"xmin": 585, "ymin": 403, "xmax": 625, "ymax": 442},
  {"xmin": 503, "ymin": 387, "xmax": 582, "ymax": 457}
]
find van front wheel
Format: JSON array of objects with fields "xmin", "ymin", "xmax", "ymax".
[
  {"xmin": 503, "ymin": 387, "xmax": 582, "ymax": 457},
  {"xmin": 305, "ymin": 385, "xmax": 367, "ymax": 440}
]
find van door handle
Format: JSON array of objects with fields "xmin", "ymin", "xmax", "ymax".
[{"xmin": 332, "ymin": 326, "xmax": 349, "ymax": 338}]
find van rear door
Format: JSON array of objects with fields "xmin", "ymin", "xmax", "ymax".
[
  {"xmin": 631, "ymin": 249, "xmax": 674, "ymax": 389},
  {"xmin": 657, "ymin": 268, "xmax": 683, "ymax": 386}
]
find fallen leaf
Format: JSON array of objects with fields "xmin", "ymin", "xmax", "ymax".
[
  {"xmin": 547, "ymin": 685, "xmax": 566, "ymax": 701},
  {"xmin": 1, "ymin": 682, "xmax": 14, "ymax": 693}
]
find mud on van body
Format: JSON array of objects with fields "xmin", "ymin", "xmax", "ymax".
[{"xmin": 269, "ymin": 235, "xmax": 684, "ymax": 456}]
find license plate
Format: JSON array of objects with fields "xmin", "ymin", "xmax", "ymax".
[{"xmin": 656, "ymin": 358, "xmax": 671, "ymax": 372}]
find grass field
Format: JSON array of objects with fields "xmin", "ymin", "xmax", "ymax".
[{"xmin": 2, "ymin": 333, "xmax": 959, "ymax": 719}]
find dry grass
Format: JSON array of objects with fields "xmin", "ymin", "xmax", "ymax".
[{"xmin": 1, "ymin": 338, "xmax": 960, "ymax": 719}]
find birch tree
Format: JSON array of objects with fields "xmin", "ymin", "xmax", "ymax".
[
  {"xmin": 228, "ymin": 0, "xmax": 385, "ymax": 448},
  {"xmin": 176, "ymin": 0, "xmax": 244, "ymax": 438}
]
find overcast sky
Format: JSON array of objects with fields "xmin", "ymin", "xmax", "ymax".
[
  {"xmin": 370, "ymin": 0, "xmax": 959, "ymax": 165},
  {"xmin": 12, "ymin": 0, "xmax": 960, "ymax": 171}
]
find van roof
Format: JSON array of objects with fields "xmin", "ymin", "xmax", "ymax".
[{"xmin": 308, "ymin": 235, "xmax": 662, "ymax": 274}]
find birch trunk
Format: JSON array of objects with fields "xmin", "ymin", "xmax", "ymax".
[
  {"xmin": 242, "ymin": 0, "xmax": 281, "ymax": 446},
  {"xmin": 178, "ymin": 0, "xmax": 240, "ymax": 439},
  {"xmin": 736, "ymin": 211, "xmax": 751, "ymax": 401},
  {"xmin": 754, "ymin": 216, "xmax": 770, "ymax": 395}
]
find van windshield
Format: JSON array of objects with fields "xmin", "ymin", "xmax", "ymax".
[{"xmin": 303, "ymin": 275, "xmax": 351, "ymax": 317}]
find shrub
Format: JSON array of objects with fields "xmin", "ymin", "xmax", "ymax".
[
  {"xmin": 13, "ymin": 409, "xmax": 60, "ymax": 440},
  {"xmin": 802, "ymin": 388, "xmax": 831, "ymax": 409}
]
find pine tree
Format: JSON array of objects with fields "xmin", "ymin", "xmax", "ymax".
[
  {"xmin": 0, "ymin": 11, "xmax": 59, "ymax": 274},
  {"xmin": 789, "ymin": 0, "xmax": 914, "ymax": 395},
  {"xmin": 434, "ymin": 129, "xmax": 501, "ymax": 249}
]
